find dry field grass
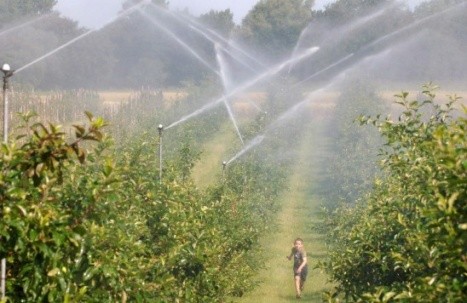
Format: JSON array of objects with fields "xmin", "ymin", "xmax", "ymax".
[
  {"xmin": 98, "ymin": 90, "xmax": 187, "ymax": 103},
  {"xmin": 98, "ymin": 91, "xmax": 133, "ymax": 103}
]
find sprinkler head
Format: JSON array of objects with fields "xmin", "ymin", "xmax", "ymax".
[
  {"xmin": 222, "ymin": 161, "xmax": 227, "ymax": 169},
  {"xmin": 158, "ymin": 124, "xmax": 164, "ymax": 136},
  {"xmin": 1, "ymin": 63, "xmax": 14, "ymax": 77}
]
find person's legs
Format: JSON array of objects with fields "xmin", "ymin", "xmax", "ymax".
[
  {"xmin": 294, "ymin": 275, "xmax": 301, "ymax": 298},
  {"xmin": 299, "ymin": 268, "xmax": 307, "ymax": 291}
]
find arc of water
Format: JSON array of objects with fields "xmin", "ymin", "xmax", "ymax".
[
  {"xmin": 137, "ymin": 8, "xmax": 220, "ymax": 77},
  {"xmin": 273, "ymin": 52, "xmax": 395, "ymax": 131},
  {"xmin": 226, "ymin": 135, "xmax": 264, "ymax": 165},
  {"xmin": 296, "ymin": 1, "xmax": 467, "ymax": 86},
  {"xmin": 145, "ymin": 3, "xmax": 263, "ymax": 75},
  {"xmin": 223, "ymin": 96, "xmax": 244, "ymax": 145},
  {"xmin": 227, "ymin": 52, "xmax": 381, "ymax": 164},
  {"xmin": 287, "ymin": 24, "xmax": 311, "ymax": 74},
  {"xmin": 269, "ymin": 87, "xmax": 329, "ymax": 130},
  {"xmin": 359, "ymin": 1, "xmax": 466, "ymax": 54},
  {"xmin": 215, "ymin": 44, "xmax": 245, "ymax": 145},
  {"xmin": 165, "ymin": 46, "xmax": 320, "ymax": 130},
  {"xmin": 165, "ymin": 97, "xmax": 224, "ymax": 129},
  {"xmin": 190, "ymin": 25, "xmax": 260, "ymax": 75},
  {"xmin": 294, "ymin": 53, "xmax": 354, "ymax": 86},
  {"xmin": 15, "ymin": 1, "xmax": 147, "ymax": 74},
  {"xmin": 246, "ymin": 98, "xmax": 263, "ymax": 112},
  {"xmin": 219, "ymin": 46, "xmax": 319, "ymax": 104},
  {"xmin": 224, "ymin": 2, "xmax": 467, "ymax": 163},
  {"xmin": 16, "ymin": 29, "xmax": 97, "ymax": 73},
  {"xmin": 288, "ymin": 2, "xmax": 398, "ymax": 74},
  {"xmin": 153, "ymin": 4, "xmax": 265, "ymax": 69},
  {"xmin": 0, "ymin": 13, "xmax": 51, "ymax": 38}
]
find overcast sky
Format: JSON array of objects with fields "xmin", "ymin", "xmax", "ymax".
[{"xmin": 54, "ymin": 0, "xmax": 427, "ymax": 29}]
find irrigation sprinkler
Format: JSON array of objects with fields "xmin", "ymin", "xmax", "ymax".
[
  {"xmin": 1, "ymin": 258, "xmax": 4, "ymax": 301},
  {"xmin": 158, "ymin": 124, "xmax": 164, "ymax": 183},
  {"xmin": 2, "ymin": 63, "xmax": 14, "ymax": 143},
  {"xmin": 222, "ymin": 161, "xmax": 227, "ymax": 181},
  {"xmin": 1, "ymin": 63, "xmax": 13, "ymax": 300}
]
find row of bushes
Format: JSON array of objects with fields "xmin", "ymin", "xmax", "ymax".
[
  {"xmin": 0, "ymin": 101, "xmax": 290, "ymax": 302},
  {"xmin": 321, "ymin": 85, "xmax": 466, "ymax": 302}
]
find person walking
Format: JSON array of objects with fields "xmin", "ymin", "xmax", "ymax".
[{"xmin": 287, "ymin": 237, "xmax": 308, "ymax": 299}]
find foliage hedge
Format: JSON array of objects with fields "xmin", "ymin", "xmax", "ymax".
[
  {"xmin": 325, "ymin": 79, "xmax": 384, "ymax": 206},
  {"xmin": 321, "ymin": 85, "xmax": 466, "ymax": 302},
  {"xmin": 0, "ymin": 108, "xmax": 287, "ymax": 302}
]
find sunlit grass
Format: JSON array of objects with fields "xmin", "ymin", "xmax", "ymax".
[
  {"xmin": 236, "ymin": 108, "xmax": 333, "ymax": 303},
  {"xmin": 191, "ymin": 123, "xmax": 239, "ymax": 188}
]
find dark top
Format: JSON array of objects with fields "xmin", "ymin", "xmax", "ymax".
[{"xmin": 292, "ymin": 247, "xmax": 307, "ymax": 270}]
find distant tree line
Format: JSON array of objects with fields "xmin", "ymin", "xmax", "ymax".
[{"xmin": 0, "ymin": 0, "xmax": 465, "ymax": 89}]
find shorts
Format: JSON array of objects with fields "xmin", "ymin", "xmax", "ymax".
[{"xmin": 293, "ymin": 265, "xmax": 308, "ymax": 281}]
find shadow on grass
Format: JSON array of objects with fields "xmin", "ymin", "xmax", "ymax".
[
  {"xmin": 305, "ymin": 290, "xmax": 325, "ymax": 302},
  {"xmin": 277, "ymin": 290, "xmax": 323, "ymax": 302}
]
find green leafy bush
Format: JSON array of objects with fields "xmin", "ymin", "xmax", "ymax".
[
  {"xmin": 1, "ymin": 106, "xmax": 287, "ymax": 301},
  {"xmin": 321, "ymin": 85, "xmax": 466, "ymax": 302}
]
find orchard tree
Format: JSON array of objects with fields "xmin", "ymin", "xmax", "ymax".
[
  {"xmin": 199, "ymin": 9, "xmax": 235, "ymax": 38},
  {"xmin": 322, "ymin": 86, "xmax": 466, "ymax": 302},
  {"xmin": 0, "ymin": 0, "xmax": 56, "ymax": 25},
  {"xmin": 237, "ymin": 0, "xmax": 313, "ymax": 61},
  {"xmin": 314, "ymin": 0, "xmax": 392, "ymax": 25},
  {"xmin": 122, "ymin": 0, "xmax": 168, "ymax": 10},
  {"xmin": 413, "ymin": 0, "xmax": 466, "ymax": 17}
]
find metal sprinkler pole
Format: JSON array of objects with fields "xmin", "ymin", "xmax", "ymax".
[
  {"xmin": 2, "ymin": 64, "xmax": 14, "ymax": 142},
  {"xmin": 222, "ymin": 161, "xmax": 227, "ymax": 182},
  {"xmin": 158, "ymin": 124, "xmax": 164, "ymax": 183},
  {"xmin": 1, "ymin": 258, "xmax": 4, "ymax": 301},
  {"xmin": 1, "ymin": 62, "xmax": 13, "ymax": 302},
  {"xmin": 1, "ymin": 258, "xmax": 6, "ymax": 302}
]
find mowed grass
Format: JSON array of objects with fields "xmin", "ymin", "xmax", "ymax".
[
  {"xmin": 191, "ymin": 124, "xmax": 240, "ymax": 188},
  {"xmin": 236, "ymin": 107, "xmax": 334, "ymax": 302}
]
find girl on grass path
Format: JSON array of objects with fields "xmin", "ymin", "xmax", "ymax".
[{"xmin": 287, "ymin": 237, "xmax": 308, "ymax": 299}]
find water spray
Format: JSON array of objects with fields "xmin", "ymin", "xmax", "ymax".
[
  {"xmin": 15, "ymin": 0, "xmax": 147, "ymax": 74},
  {"xmin": 215, "ymin": 44, "xmax": 244, "ymax": 145},
  {"xmin": 149, "ymin": 3, "xmax": 264, "ymax": 71},
  {"xmin": 0, "ymin": 14, "xmax": 50, "ymax": 38},
  {"xmin": 158, "ymin": 124, "xmax": 164, "ymax": 183},
  {"xmin": 294, "ymin": 53, "xmax": 354, "ymax": 86},
  {"xmin": 226, "ymin": 135, "xmax": 265, "ymax": 165},
  {"xmin": 165, "ymin": 46, "xmax": 320, "ymax": 130},
  {"xmin": 137, "ymin": 8, "xmax": 221, "ymax": 77}
]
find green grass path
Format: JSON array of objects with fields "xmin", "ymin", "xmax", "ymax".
[
  {"xmin": 237, "ymin": 109, "xmax": 333, "ymax": 302},
  {"xmin": 192, "ymin": 124, "xmax": 239, "ymax": 188}
]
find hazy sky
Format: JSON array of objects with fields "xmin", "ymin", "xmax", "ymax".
[{"xmin": 54, "ymin": 0, "xmax": 428, "ymax": 29}]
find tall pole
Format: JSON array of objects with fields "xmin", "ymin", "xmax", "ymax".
[
  {"xmin": 222, "ymin": 161, "xmax": 227, "ymax": 182},
  {"xmin": 158, "ymin": 124, "xmax": 164, "ymax": 183},
  {"xmin": 1, "ymin": 258, "xmax": 4, "ymax": 301},
  {"xmin": 1, "ymin": 63, "xmax": 13, "ymax": 302},
  {"xmin": 2, "ymin": 79, "xmax": 6, "ymax": 143},
  {"xmin": 2, "ymin": 64, "xmax": 14, "ymax": 143}
]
